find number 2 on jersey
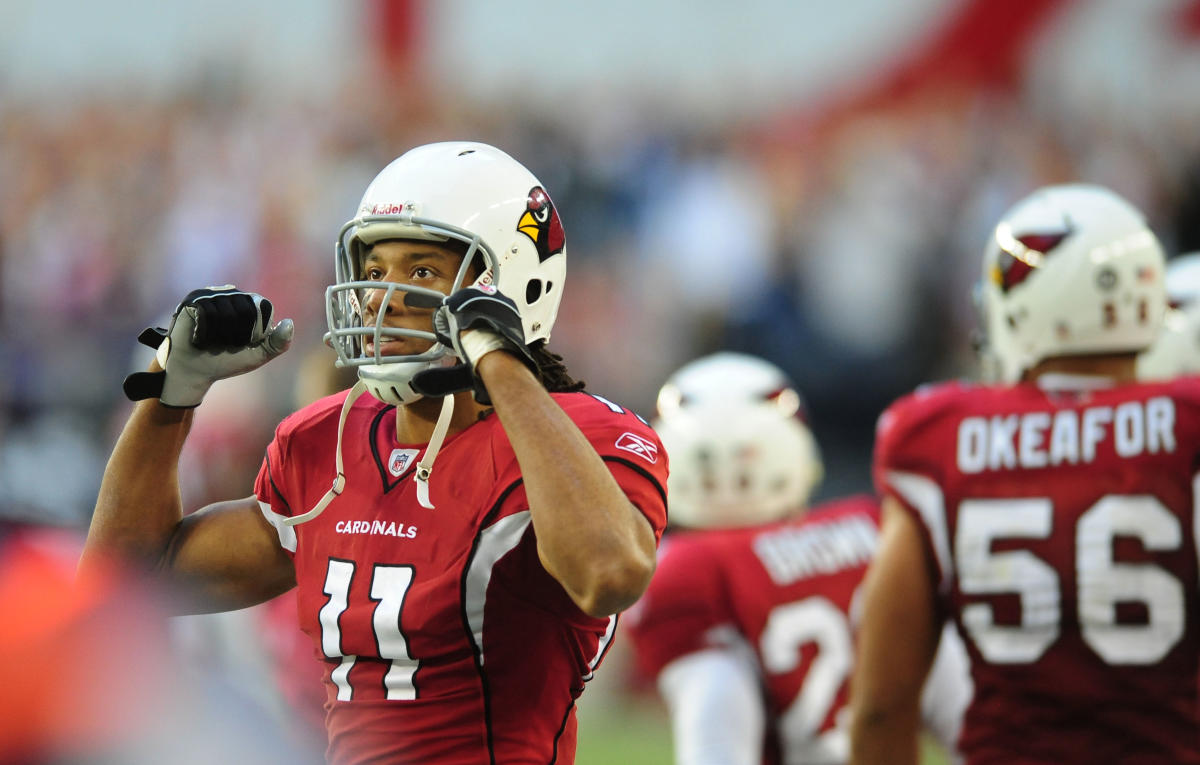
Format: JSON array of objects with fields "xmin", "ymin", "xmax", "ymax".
[
  {"xmin": 760, "ymin": 596, "xmax": 853, "ymax": 762},
  {"xmin": 957, "ymin": 494, "xmax": 1186, "ymax": 665}
]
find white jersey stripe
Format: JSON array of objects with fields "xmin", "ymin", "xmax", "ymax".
[
  {"xmin": 257, "ymin": 499, "xmax": 298, "ymax": 552},
  {"xmin": 465, "ymin": 511, "xmax": 532, "ymax": 666},
  {"xmin": 886, "ymin": 470, "xmax": 953, "ymax": 593},
  {"xmin": 583, "ymin": 615, "xmax": 618, "ymax": 681}
]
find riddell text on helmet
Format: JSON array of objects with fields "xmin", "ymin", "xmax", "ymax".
[{"xmin": 364, "ymin": 203, "xmax": 408, "ymax": 215}]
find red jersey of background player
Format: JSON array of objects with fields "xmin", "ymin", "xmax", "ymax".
[
  {"xmin": 255, "ymin": 390, "xmax": 668, "ymax": 765},
  {"xmin": 625, "ymin": 494, "xmax": 967, "ymax": 764},
  {"xmin": 874, "ymin": 376, "xmax": 1200, "ymax": 764}
]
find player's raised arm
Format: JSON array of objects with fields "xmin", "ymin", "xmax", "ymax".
[
  {"xmin": 414, "ymin": 283, "xmax": 658, "ymax": 617},
  {"xmin": 81, "ymin": 287, "xmax": 296, "ymax": 612},
  {"xmin": 476, "ymin": 349, "xmax": 657, "ymax": 617}
]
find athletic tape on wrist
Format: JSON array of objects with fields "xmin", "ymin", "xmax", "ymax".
[{"xmin": 460, "ymin": 329, "xmax": 510, "ymax": 367}]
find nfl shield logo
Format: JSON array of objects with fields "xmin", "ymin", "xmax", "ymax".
[{"xmin": 389, "ymin": 448, "xmax": 419, "ymax": 477}]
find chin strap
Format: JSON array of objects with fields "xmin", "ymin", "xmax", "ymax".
[
  {"xmin": 281, "ymin": 381, "xmax": 455, "ymax": 524},
  {"xmin": 283, "ymin": 380, "xmax": 367, "ymax": 527},
  {"xmin": 414, "ymin": 394, "xmax": 455, "ymax": 509}
]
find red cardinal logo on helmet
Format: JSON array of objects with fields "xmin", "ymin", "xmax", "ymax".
[
  {"xmin": 517, "ymin": 186, "xmax": 565, "ymax": 262},
  {"xmin": 995, "ymin": 230, "xmax": 1072, "ymax": 293}
]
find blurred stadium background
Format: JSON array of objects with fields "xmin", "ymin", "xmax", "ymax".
[{"xmin": 3, "ymin": 0, "xmax": 1200, "ymax": 761}]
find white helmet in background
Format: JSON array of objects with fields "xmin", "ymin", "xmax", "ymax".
[
  {"xmin": 653, "ymin": 353, "xmax": 822, "ymax": 529},
  {"xmin": 326, "ymin": 142, "xmax": 567, "ymax": 405},
  {"xmin": 1139, "ymin": 252, "xmax": 1200, "ymax": 380},
  {"xmin": 976, "ymin": 184, "xmax": 1166, "ymax": 384}
]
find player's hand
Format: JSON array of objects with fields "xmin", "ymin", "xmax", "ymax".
[
  {"xmin": 408, "ymin": 286, "xmax": 536, "ymax": 404},
  {"xmin": 123, "ymin": 286, "xmax": 294, "ymax": 408}
]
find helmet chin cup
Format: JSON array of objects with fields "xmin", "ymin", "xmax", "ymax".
[{"xmin": 357, "ymin": 360, "xmax": 435, "ymax": 406}]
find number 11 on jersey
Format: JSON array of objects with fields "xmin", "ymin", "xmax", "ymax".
[{"xmin": 320, "ymin": 558, "xmax": 421, "ymax": 700}]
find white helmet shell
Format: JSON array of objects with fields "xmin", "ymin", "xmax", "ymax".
[
  {"xmin": 977, "ymin": 184, "xmax": 1166, "ymax": 383},
  {"xmin": 1139, "ymin": 252, "xmax": 1200, "ymax": 380},
  {"xmin": 653, "ymin": 353, "xmax": 822, "ymax": 529},
  {"xmin": 325, "ymin": 142, "xmax": 567, "ymax": 405}
]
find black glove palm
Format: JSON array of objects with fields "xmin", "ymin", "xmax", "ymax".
[{"xmin": 123, "ymin": 286, "xmax": 293, "ymax": 407}]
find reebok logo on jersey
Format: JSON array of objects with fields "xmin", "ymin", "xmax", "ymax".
[
  {"xmin": 389, "ymin": 448, "xmax": 419, "ymax": 477},
  {"xmin": 615, "ymin": 432, "xmax": 658, "ymax": 464}
]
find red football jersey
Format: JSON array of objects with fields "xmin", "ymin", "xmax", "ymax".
[
  {"xmin": 625, "ymin": 495, "xmax": 882, "ymax": 764},
  {"xmin": 875, "ymin": 377, "xmax": 1200, "ymax": 764},
  {"xmin": 254, "ymin": 391, "xmax": 668, "ymax": 765}
]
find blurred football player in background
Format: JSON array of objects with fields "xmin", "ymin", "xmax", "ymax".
[
  {"xmin": 1138, "ymin": 251, "xmax": 1200, "ymax": 381},
  {"xmin": 625, "ymin": 352, "xmax": 969, "ymax": 765},
  {"xmin": 851, "ymin": 184, "xmax": 1200, "ymax": 764},
  {"xmin": 81, "ymin": 142, "xmax": 667, "ymax": 764}
]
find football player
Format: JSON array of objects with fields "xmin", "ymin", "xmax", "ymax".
[
  {"xmin": 1139, "ymin": 251, "xmax": 1200, "ymax": 380},
  {"xmin": 850, "ymin": 184, "xmax": 1200, "ymax": 764},
  {"xmin": 81, "ymin": 142, "xmax": 668, "ymax": 764},
  {"xmin": 624, "ymin": 352, "xmax": 969, "ymax": 765}
]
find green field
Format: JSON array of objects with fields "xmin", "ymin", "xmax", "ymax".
[
  {"xmin": 575, "ymin": 641, "xmax": 951, "ymax": 764},
  {"xmin": 576, "ymin": 693, "xmax": 674, "ymax": 764},
  {"xmin": 575, "ymin": 689, "xmax": 951, "ymax": 765}
]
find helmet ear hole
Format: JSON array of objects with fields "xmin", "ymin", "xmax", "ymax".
[{"xmin": 526, "ymin": 279, "xmax": 543, "ymax": 304}]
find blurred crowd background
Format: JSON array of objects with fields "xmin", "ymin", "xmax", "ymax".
[{"xmin": 4, "ymin": 0, "xmax": 1200, "ymax": 761}]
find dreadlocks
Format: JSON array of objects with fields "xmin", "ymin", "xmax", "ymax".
[{"xmin": 531, "ymin": 341, "xmax": 585, "ymax": 393}]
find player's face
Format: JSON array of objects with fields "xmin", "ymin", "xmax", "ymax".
[{"xmin": 359, "ymin": 239, "xmax": 467, "ymax": 357}]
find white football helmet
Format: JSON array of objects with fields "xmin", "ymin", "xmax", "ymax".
[
  {"xmin": 976, "ymin": 184, "xmax": 1166, "ymax": 383},
  {"xmin": 1139, "ymin": 252, "xmax": 1200, "ymax": 380},
  {"xmin": 326, "ymin": 142, "xmax": 568, "ymax": 405},
  {"xmin": 653, "ymin": 353, "xmax": 822, "ymax": 529}
]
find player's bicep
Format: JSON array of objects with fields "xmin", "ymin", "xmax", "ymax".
[
  {"xmin": 603, "ymin": 456, "xmax": 668, "ymax": 541},
  {"xmin": 162, "ymin": 495, "xmax": 295, "ymax": 613}
]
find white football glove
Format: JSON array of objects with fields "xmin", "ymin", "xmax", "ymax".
[{"xmin": 123, "ymin": 286, "xmax": 294, "ymax": 408}]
